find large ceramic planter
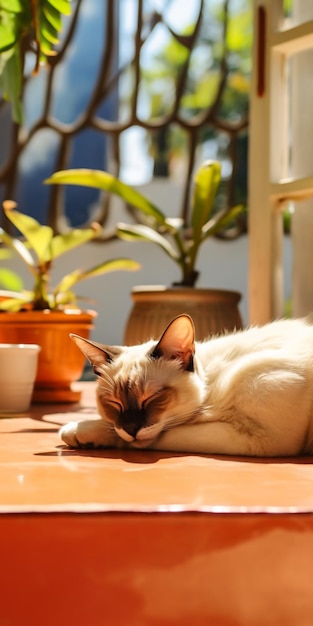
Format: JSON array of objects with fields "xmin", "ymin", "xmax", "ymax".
[
  {"xmin": 124, "ymin": 286, "xmax": 243, "ymax": 344},
  {"xmin": 0, "ymin": 309, "xmax": 97, "ymax": 403}
]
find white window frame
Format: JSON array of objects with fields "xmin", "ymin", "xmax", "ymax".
[{"xmin": 248, "ymin": 0, "xmax": 313, "ymax": 324}]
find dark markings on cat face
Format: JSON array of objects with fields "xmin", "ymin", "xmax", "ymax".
[
  {"xmin": 100, "ymin": 379, "xmax": 176, "ymax": 438},
  {"xmin": 70, "ymin": 315, "xmax": 197, "ymax": 443}
]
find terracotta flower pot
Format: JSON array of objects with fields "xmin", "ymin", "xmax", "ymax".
[
  {"xmin": 124, "ymin": 286, "xmax": 243, "ymax": 344},
  {"xmin": 0, "ymin": 309, "xmax": 97, "ymax": 403}
]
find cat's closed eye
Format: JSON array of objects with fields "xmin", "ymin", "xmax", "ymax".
[
  {"xmin": 142, "ymin": 395, "xmax": 155, "ymax": 408},
  {"xmin": 107, "ymin": 399, "xmax": 123, "ymax": 413}
]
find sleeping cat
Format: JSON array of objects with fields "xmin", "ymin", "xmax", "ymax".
[{"xmin": 60, "ymin": 314, "xmax": 313, "ymax": 456}]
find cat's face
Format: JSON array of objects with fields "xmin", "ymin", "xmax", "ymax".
[{"xmin": 71, "ymin": 315, "xmax": 205, "ymax": 447}]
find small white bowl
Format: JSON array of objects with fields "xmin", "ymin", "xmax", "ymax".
[{"xmin": 0, "ymin": 344, "xmax": 41, "ymax": 413}]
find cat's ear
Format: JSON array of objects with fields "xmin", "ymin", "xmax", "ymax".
[
  {"xmin": 70, "ymin": 334, "xmax": 121, "ymax": 370},
  {"xmin": 152, "ymin": 314, "xmax": 195, "ymax": 370}
]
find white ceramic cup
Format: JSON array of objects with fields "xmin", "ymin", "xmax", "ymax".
[{"xmin": 0, "ymin": 344, "xmax": 41, "ymax": 413}]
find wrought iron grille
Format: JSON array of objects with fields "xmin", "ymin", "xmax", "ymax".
[{"xmin": 0, "ymin": 0, "xmax": 251, "ymax": 234}]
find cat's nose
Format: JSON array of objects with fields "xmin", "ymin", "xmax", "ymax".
[
  {"xmin": 120, "ymin": 410, "xmax": 145, "ymax": 438},
  {"xmin": 124, "ymin": 422, "xmax": 141, "ymax": 438}
]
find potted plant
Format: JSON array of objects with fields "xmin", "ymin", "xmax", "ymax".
[
  {"xmin": 46, "ymin": 160, "xmax": 244, "ymax": 343},
  {"xmin": 0, "ymin": 200, "xmax": 139, "ymax": 401}
]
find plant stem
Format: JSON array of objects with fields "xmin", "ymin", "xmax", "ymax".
[{"xmin": 32, "ymin": 264, "xmax": 51, "ymax": 310}]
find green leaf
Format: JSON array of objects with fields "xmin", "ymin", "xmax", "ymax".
[
  {"xmin": 117, "ymin": 223, "xmax": 179, "ymax": 261},
  {"xmin": 3, "ymin": 203, "xmax": 53, "ymax": 263},
  {"xmin": 42, "ymin": 2, "xmax": 62, "ymax": 31},
  {"xmin": 54, "ymin": 269, "xmax": 85, "ymax": 295},
  {"xmin": 46, "ymin": 0, "xmax": 71, "ymax": 16},
  {"xmin": 45, "ymin": 169, "xmax": 166, "ymax": 226},
  {"xmin": 50, "ymin": 225, "xmax": 101, "ymax": 260},
  {"xmin": 0, "ymin": 1, "xmax": 23, "ymax": 11},
  {"xmin": 0, "ymin": 17, "xmax": 17, "ymax": 52},
  {"xmin": 192, "ymin": 160, "xmax": 221, "ymax": 230},
  {"xmin": 0, "ymin": 3, "xmax": 30, "ymax": 53},
  {"xmin": 39, "ymin": 38, "xmax": 56, "ymax": 57},
  {"xmin": 0, "ymin": 291, "xmax": 33, "ymax": 311},
  {"xmin": 0, "ymin": 267, "xmax": 24, "ymax": 291},
  {"xmin": 41, "ymin": 19, "xmax": 60, "ymax": 45},
  {"xmin": 78, "ymin": 258, "xmax": 141, "ymax": 280},
  {"xmin": 0, "ymin": 47, "xmax": 23, "ymax": 122},
  {"xmin": 38, "ymin": 9, "xmax": 60, "ymax": 56},
  {"xmin": 202, "ymin": 204, "xmax": 244, "ymax": 239},
  {"xmin": 0, "ymin": 226, "xmax": 35, "ymax": 267},
  {"xmin": 55, "ymin": 258, "xmax": 140, "ymax": 293}
]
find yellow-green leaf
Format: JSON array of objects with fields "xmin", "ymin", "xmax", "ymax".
[
  {"xmin": 117, "ymin": 223, "xmax": 179, "ymax": 261},
  {"xmin": 45, "ymin": 169, "xmax": 166, "ymax": 225},
  {"xmin": 0, "ymin": 225, "xmax": 35, "ymax": 267},
  {"xmin": 191, "ymin": 160, "xmax": 221, "ymax": 239},
  {"xmin": 50, "ymin": 225, "xmax": 101, "ymax": 259},
  {"xmin": 47, "ymin": 0, "xmax": 71, "ymax": 16},
  {"xmin": 0, "ymin": 267, "xmax": 24, "ymax": 291},
  {"xmin": 202, "ymin": 204, "xmax": 244, "ymax": 239},
  {"xmin": 3, "ymin": 202, "xmax": 53, "ymax": 263},
  {"xmin": 55, "ymin": 258, "xmax": 140, "ymax": 293},
  {"xmin": 42, "ymin": 2, "xmax": 62, "ymax": 31}
]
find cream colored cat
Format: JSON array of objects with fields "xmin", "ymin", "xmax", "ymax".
[{"xmin": 60, "ymin": 314, "xmax": 313, "ymax": 456}]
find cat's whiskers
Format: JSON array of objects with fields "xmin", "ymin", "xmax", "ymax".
[
  {"xmin": 102, "ymin": 420, "xmax": 116, "ymax": 433},
  {"xmin": 97, "ymin": 372, "xmax": 115, "ymax": 395},
  {"xmin": 135, "ymin": 422, "xmax": 163, "ymax": 442},
  {"xmin": 162, "ymin": 411, "xmax": 198, "ymax": 432}
]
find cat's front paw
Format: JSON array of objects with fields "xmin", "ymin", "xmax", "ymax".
[
  {"xmin": 59, "ymin": 419, "xmax": 117, "ymax": 449},
  {"xmin": 59, "ymin": 421, "xmax": 83, "ymax": 447}
]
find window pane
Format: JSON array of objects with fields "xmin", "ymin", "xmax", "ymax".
[
  {"xmin": 289, "ymin": 48, "xmax": 313, "ymax": 180},
  {"xmin": 283, "ymin": 0, "xmax": 313, "ymax": 27}
]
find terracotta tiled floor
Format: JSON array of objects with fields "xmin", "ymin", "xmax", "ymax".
[{"xmin": 1, "ymin": 382, "xmax": 313, "ymax": 625}]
